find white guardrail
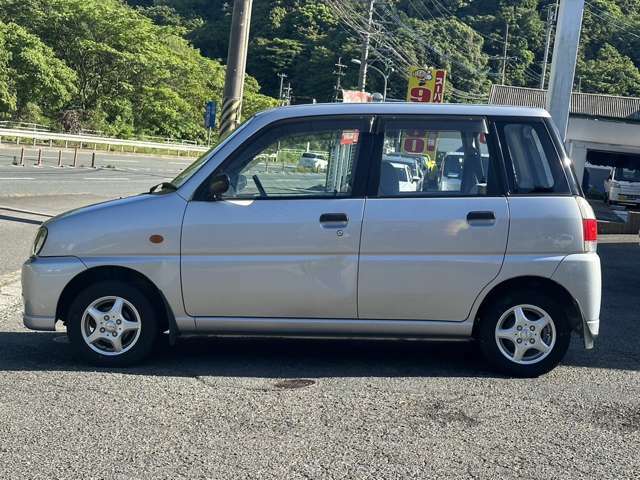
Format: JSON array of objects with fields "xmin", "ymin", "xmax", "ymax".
[{"xmin": 0, "ymin": 127, "xmax": 209, "ymax": 154}]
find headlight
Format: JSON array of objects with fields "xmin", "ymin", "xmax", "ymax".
[
  {"xmin": 611, "ymin": 181, "xmax": 620, "ymax": 188},
  {"xmin": 32, "ymin": 226, "xmax": 48, "ymax": 256}
]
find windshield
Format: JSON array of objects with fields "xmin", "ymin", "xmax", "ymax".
[
  {"xmin": 614, "ymin": 167, "xmax": 640, "ymax": 183},
  {"xmin": 171, "ymin": 117, "xmax": 256, "ymax": 188},
  {"xmin": 443, "ymin": 155, "xmax": 463, "ymax": 178},
  {"xmin": 391, "ymin": 163, "xmax": 409, "ymax": 182}
]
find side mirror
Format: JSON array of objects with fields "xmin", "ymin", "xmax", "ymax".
[{"xmin": 209, "ymin": 173, "xmax": 230, "ymax": 199}]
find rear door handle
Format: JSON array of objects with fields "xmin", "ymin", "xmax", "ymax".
[
  {"xmin": 467, "ymin": 211, "xmax": 496, "ymax": 222},
  {"xmin": 320, "ymin": 213, "xmax": 348, "ymax": 227}
]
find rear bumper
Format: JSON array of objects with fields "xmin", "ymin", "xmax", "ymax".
[
  {"xmin": 551, "ymin": 253, "xmax": 601, "ymax": 347},
  {"xmin": 22, "ymin": 256, "xmax": 86, "ymax": 331}
]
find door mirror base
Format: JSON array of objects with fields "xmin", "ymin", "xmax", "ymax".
[{"xmin": 209, "ymin": 173, "xmax": 230, "ymax": 199}]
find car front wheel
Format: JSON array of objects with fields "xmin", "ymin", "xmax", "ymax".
[
  {"xmin": 66, "ymin": 280, "xmax": 159, "ymax": 366},
  {"xmin": 477, "ymin": 290, "xmax": 571, "ymax": 377}
]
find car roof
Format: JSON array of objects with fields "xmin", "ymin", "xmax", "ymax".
[
  {"xmin": 255, "ymin": 102, "xmax": 550, "ymax": 122},
  {"xmin": 389, "ymin": 161, "xmax": 410, "ymax": 168}
]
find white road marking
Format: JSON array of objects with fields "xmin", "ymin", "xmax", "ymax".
[
  {"xmin": 83, "ymin": 177, "xmax": 130, "ymax": 181},
  {"xmin": 0, "ymin": 177, "xmax": 35, "ymax": 180},
  {"xmin": 169, "ymin": 162, "xmax": 191, "ymax": 165}
]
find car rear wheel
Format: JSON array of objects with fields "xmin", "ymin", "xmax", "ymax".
[
  {"xmin": 477, "ymin": 290, "xmax": 571, "ymax": 377},
  {"xmin": 66, "ymin": 281, "xmax": 159, "ymax": 366}
]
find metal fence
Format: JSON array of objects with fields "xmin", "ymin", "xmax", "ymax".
[{"xmin": 0, "ymin": 122, "xmax": 207, "ymax": 154}]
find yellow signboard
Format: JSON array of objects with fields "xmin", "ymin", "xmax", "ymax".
[
  {"xmin": 406, "ymin": 67, "xmax": 447, "ymax": 103},
  {"xmin": 403, "ymin": 67, "xmax": 446, "ymax": 166},
  {"xmin": 400, "ymin": 129, "xmax": 438, "ymax": 170}
]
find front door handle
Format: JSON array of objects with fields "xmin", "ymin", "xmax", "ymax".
[
  {"xmin": 467, "ymin": 211, "xmax": 496, "ymax": 223},
  {"xmin": 320, "ymin": 213, "xmax": 348, "ymax": 228}
]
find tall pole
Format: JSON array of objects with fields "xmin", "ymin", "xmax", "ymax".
[
  {"xmin": 277, "ymin": 73, "xmax": 287, "ymax": 105},
  {"xmin": 219, "ymin": 0, "xmax": 253, "ymax": 138},
  {"xmin": 546, "ymin": 0, "xmax": 585, "ymax": 141},
  {"xmin": 333, "ymin": 57, "xmax": 347, "ymax": 102},
  {"xmin": 540, "ymin": 2, "xmax": 557, "ymax": 89},
  {"xmin": 357, "ymin": 0, "xmax": 375, "ymax": 91},
  {"xmin": 501, "ymin": 22, "xmax": 509, "ymax": 85}
]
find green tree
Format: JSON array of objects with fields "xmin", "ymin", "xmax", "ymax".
[
  {"xmin": 577, "ymin": 44, "xmax": 640, "ymax": 96},
  {"xmin": 0, "ymin": 21, "xmax": 76, "ymax": 122},
  {"xmin": 0, "ymin": 0, "xmax": 275, "ymax": 139}
]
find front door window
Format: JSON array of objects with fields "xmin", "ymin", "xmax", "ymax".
[{"xmin": 220, "ymin": 122, "xmax": 363, "ymax": 199}]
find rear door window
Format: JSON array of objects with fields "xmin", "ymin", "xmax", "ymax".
[
  {"xmin": 375, "ymin": 118, "xmax": 503, "ymax": 197},
  {"xmin": 497, "ymin": 121, "xmax": 570, "ymax": 194}
]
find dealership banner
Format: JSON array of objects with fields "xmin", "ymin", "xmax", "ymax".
[{"xmin": 406, "ymin": 67, "xmax": 446, "ymax": 103}]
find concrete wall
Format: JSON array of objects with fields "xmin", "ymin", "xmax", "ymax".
[{"xmin": 566, "ymin": 116, "xmax": 640, "ymax": 182}]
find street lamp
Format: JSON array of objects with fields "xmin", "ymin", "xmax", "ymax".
[{"xmin": 351, "ymin": 59, "xmax": 394, "ymax": 101}]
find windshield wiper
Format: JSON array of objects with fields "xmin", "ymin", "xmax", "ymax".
[{"xmin": 149, "ymin": 182, "xmax": 178, "ymax": 193}]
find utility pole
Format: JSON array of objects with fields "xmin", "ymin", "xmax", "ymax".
[
  {"xmin": 283, "ymin": 82, "xmax": 292, "ymax": 106},
  {"xmin": 277, "ymin": 73, "xmax": 287, "ymax": 105},
  {"xmin": 333, "ymin": 57, "xmax": 347, "ymax": 101},
  {"xmin": 219, "ymin": 0, "xmax": 253, "ymax": 138},
  {"xmin": 357, "ymin": 0, "xmax": 375, "ymax": 91},
  {"xmin": 540, "ymin": 1, "xmax": 558, "ymax": 89},
  {"xmin": 501, "ymin": 22, "xmax": 509, "ymax": 85},
  {"xmin": 546, "ymin": 0, "xmax": 585, "ymax": 141}
]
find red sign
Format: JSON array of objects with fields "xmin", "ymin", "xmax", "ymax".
[
  {"xmin": 340, "ymin": 130, "xmax": 360, "ymax": 145},
  {"xmin": 341, "ymin": 90, "xmax": 372, "ymax": 103},
  {"xmin": 432, "ymin": 70, "xmax": 445, "ymax": 103}
]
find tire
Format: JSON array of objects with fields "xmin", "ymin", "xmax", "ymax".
[
  {"xmin": 66, "ymin": 280, "xmax": 159, "ymax": 367},
  {"xmin": 476, "ymin": 289, "xmax": 571, "ymax": 377}
]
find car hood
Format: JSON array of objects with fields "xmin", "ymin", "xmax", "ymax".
[
  {"xmin": 44, "ymin": 194, "xmax": 149, "ymax": 226},
  {"xmin": 40, "ymin": 193, "xmax": 188, "ymax": 257}
]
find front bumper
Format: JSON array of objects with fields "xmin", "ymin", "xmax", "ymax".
[
  {"xmin": 551, "ymin": 253, "xmax": 601, "ymax": 348},
  {"xmin": 610, "ymin": 190, "xmax": 640, "ymax": 204},
  {"xmin": 22, "ymin": 256, "xmax": 86, "ymax": 331}
]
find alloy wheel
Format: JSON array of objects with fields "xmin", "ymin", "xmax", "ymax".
[
  {"xmin": 494, "ymin": 304, "xmax": 556, "ymax": 365},
  {"xmin": 80, "ymin": 296, "xmax": 142, "ymax": 356}
]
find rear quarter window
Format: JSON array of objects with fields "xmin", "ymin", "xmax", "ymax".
[{"xmin": 497, "ymin": 121, "xmax": 570, "ymax": 194}]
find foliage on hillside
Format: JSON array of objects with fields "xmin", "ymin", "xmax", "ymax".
[
  {"xmin": 1, "ymin": 0, "xmax": 639, "ymax": 138},
  {"xmin": 130, "ymin": 0, "xmax": 640, "ymax": 102},
  {"xmin": 0, "ymin": 0, "xmax": 276, "ymax": 140}
]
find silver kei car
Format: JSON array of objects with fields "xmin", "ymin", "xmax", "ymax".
[{"xmin": 22, "ymin": 103, "xmax": 601, "ymax": 377}]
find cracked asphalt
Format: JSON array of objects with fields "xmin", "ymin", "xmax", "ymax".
[{"xmin": 0, "ymin": 240, "xmax": 639, "ymax": 479}]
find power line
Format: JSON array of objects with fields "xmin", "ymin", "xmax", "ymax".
[
  {"xmin": 327, "ymin": 0, "xmax": 492, "ymax": 101},
  {"xmin": 584, "ymin": 2, "xmax": 640, "ymax": 40}
]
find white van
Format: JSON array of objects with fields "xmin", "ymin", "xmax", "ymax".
[{"xmin": 605, "ymin": 167, "xmax": 640, "ymax": 206}]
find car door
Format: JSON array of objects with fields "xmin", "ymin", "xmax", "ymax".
[
  {"xmin": 358, "ymin": 117, "xmax": 509, "ymax": 321},
  {"xmin": 181, "ymin": 116, "xmax": 371, "ymax": 320}
]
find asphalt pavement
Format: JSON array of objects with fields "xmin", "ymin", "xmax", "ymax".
[{"xmin": 0, "ymin": 242, "xmax": 639, "ymax": 479}]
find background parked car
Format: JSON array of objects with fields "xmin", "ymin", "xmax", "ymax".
[
  {"xmin": 604, "ymin": 166, "xmax": 640, "ymax": 206},
  {"xmin": 299, "ymin": 152, "xmax": 328, "ymax": 172}
]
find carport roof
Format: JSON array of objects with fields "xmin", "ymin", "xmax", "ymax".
[{"xmin": 489, "ymin": 85, "xmax": 640, "ymax": 123}]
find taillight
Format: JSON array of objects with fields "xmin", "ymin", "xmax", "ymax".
[
  {"xmin": 583, "ymin": 218, "xmax": 598, "ymax": 249},
  {"xmin": 576, "ymin": 196, "xmax": 598, "ymax": 253}
]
